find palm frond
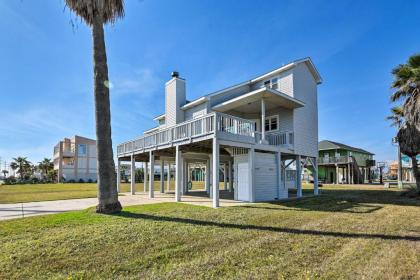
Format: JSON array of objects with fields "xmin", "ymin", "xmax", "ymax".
[
  {"xmin": 390, "ymin": 89, "xmax": 410, "ymax": 102},
  {"xmin": 408, "ymin": 54, "xmax": 420, "ymax": 68},
  {"xmin": 65, "ymin": 0, "xmax": 124, "ymax": 26}
]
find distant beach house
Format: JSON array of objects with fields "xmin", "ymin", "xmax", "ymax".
[
  {"xmin": 317, "ymin": 140, "xmax": 375, "ymax": 184},
  {"xmin": 117, "ymin": 58, "xmax": 322, "ymax": 207},
  {"xmin": 388, "ymin": 155, "xmax": 420, "ymax": 182},
  {"xmin": 53, "ymin": 135, "xmax": 97, "ymax": 182}
]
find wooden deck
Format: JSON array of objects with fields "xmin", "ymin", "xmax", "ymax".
[{"xmin": 117, "ymin": 112, "xmax": 294, "ymax": 158}]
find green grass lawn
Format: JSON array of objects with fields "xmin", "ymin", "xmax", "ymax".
[
  {"xmin": 0, "ymin": 181, "xmax": 210, "ymax": 204},
  {"xmin": 0, "ymin": 185, "xmax": 419, "ymax": 279}
]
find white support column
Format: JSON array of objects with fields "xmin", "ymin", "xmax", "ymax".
[
  {"xmin": 249, "ymin": 148, "xmax": 255, "ymax": 202},
  {"xmin": 117, "ymin": 159, "xmax": 121, "ymax": 193},
  {"xmin": 182, "ymin": 161, "xmax": 187, "ymax": 194},
  {"xmin": 209, "ymin": 155, "xmax": 213, "ymax": 198},
  {"xmin": 144, "ymin": 162, "xmax": 148, "ymax": 192},
  {"xmin": 167, "ymin": 162, "xmax": 171, "ymax": 192},
  {"xmin": 130, "ymin": 154, "xmax": 135, "ymax": 195},
  {"xmin": 261, "ymin": 98, "xmax": 266, "ymax": 143},
  {"xmin": 175, "ymin": 146, "xmax": 181, "ymax": 202},
  {"xmin": 335, "ymin": 164, "xmax": 339, "ymax": 184},
  {"xmin": 277, "ymin": 152, "xmax": 282, "ymax": 199},
  {"xmin": 296, "ymin": 155, "xmax": 302, "ymax": 198},
  {"xmin": 160, "ymin": 160, "xmax": 164, "ymax": 193},
  {"xmin": 223, "ymin": 163, "xmax": 228, "ymax": 190},
  {"xmin": 228, "ymin": 160, "xmax": 233, "ymax": 192},
  {"xmin": 347, "ymin": 163, "xmax": 350, "ymax": 184},
  {"xmin": 187, "ymin": 163, "xmax": 192, "ymax": 192},
  {"xmin": 313, "ymin": 158, "xmax": 319, "ymax": 195},
  {"xmin": 205, "ymin": 159, "xmax": 210, "ymax": 194},
  {"xmin": 149, "ymin": 151, "xmax": 154, "ymax": 198},
  {"xmin": 212, "ymin": 139, "xmax": 220, "ymax": 208}
]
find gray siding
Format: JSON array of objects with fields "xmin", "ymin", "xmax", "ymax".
[
  {"xmin": 254, "ymin": 152, "xmax": 277, "ymax": 201},
  {"xmin": 278, "ymin": 108, "xmax": 294, "ymax": 131},
  {"xmin": 209, "ymin": 84, "xmax": 251, "ymax": 107},
  {"xmin": 292, "ymin": 63, "xmax": 318, "ymax": 157},
  {"xmin": 251, "ymin": 69, "xmax": 294, "ymax": 97},
  {"xmin": 184, "ymin": 102, "xmax": 208, "ymax": 120}
]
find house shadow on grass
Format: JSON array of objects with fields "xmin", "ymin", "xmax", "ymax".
[
  {"xmin": 245, "ymin": 187, "xmax": 420, "ymax": 214},
  {"xmin": 113, "ymin": 211, "xmax": 420, "ymax": 242}
]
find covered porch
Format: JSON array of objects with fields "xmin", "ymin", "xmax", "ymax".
[{"xmin": 212, "ymin": 86, "xmax": 304, "ymax": 147}]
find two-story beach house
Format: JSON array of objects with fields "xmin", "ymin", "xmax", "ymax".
[
  {"xmin": 117, "ymin": 58, "xmax": 322, "ymax": 207},
  {"xmin": 317, "ymin": 140, "xmax": 375, "ymax": 184}
]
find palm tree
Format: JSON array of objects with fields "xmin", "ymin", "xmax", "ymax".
[
  {"xmin": 11, "ymin": 157, "xmax": 31, "ymax": 180},
  {"xmin": 38, "ymin": 158, "xmax": 54, "ymax": 179},
  {"xmin": 391, "ymin": 54, "xmax": 420, "ymax": 130},
  {"xmin": 65, "ymin": 0, "xmax": 123, "ymax": 213},
  {"xmin": 390, "ymin": 54, "xmax": 420, "ymax": 193},
  {"xmin": 386, "ymin": 106, "xmax": 404, "ymax": 128}
]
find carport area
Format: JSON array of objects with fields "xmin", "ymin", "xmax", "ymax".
[{"xmin": 117, "ymin": 139, "xmax": 237, "ymax": 207}]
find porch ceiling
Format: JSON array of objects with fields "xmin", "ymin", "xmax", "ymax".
[{"xmin": 211, "ymin": 87, "xmax": 305, "ymax": 113}]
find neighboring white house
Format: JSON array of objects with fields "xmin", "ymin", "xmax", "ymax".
[{"xmin": 117, "ymin": 58, "xmax": 322, "ymax": 207}]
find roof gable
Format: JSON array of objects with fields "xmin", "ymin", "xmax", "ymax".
[{"xmin": 319, "ymin": 140, "xmax": 374, "ymax": 155}]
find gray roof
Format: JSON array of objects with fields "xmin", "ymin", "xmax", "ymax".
[{"xmin": 319, "ymin": 140, "xmax": 374, "ymax": 155}]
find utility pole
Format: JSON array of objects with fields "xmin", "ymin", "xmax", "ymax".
[
  {"xmin": 393, "ymin": 136, "xmax": 403, "ymax": 189},
  {"xmin": 377, "ymin": 162, "xmax": 386, "ymax": 185}
]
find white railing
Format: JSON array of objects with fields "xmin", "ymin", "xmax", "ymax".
[
  {"xmin": 216, "ymin": 112, "xmax": 255, "ymax": 137},
  {"xmin": 254, "ymin": 131, "xmax": 294, "ymax": 147},
  {"xmin": 117, "ymin": 113, "xmax": 217, "ymax": 155},
  {"xmin": 117, "ymin": 112, "xmax": 294, "ymax": 155}
]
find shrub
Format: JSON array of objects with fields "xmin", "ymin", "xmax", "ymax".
[
  {"xmin": 4, "ymin": 177, "xmax": 16, "ymax": 185},
  {"xmin": 67, "ymin": 179, "xmax": 76, "ymax": 183},
  {"xmin": 87, "ymin": 179, "xmax": 93, "ymax": 183},
  {"xmin": 78, "ymin": 178, "xmax": 85, "ymax": 183},
  {"xmin": 31, "ymin": 178, "xmax": 39, "ymax": 184}
]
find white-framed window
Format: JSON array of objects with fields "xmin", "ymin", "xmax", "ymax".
[
  {"xmin": 264, "ymin": 115, "xmax": 279, "ymax": 131},
  {"xmin": 263, "ymin": 77, "xmax": 279, "ymax": 90},
  {"xmin": 78, "ymin": 144, "xmax": 87, "ymax": 156}
]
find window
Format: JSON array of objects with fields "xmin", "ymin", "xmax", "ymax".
[
  {"xmin": 264, "ymin": 115, "xmax": 279, "ymax": 131},
  {"xmin": 263, "ymin": 77, "xmax": 278, "ymax": 90},
  {"xmin": 78, "ymin": 144, "xmax": 87, "ymax": 156},
  {"xmin": 271, "ymin": 77, "xmax": 278, "ymax": 90},
  {"xmin": 158, "ymin": 119, "xmax": 165, "ymax": 126}
]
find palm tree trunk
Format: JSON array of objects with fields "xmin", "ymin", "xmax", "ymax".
[
  {"xmin": 92, "ymin": 13, "xmax": 122, "ymax": 213},
  {"xmin": 411, "ymin": 155, "xmax": 420, "ymax": 193}
]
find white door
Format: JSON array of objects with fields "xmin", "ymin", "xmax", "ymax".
[{"xmin": 237, "ymin": 162, "xmax": 249, "ymax": 201}]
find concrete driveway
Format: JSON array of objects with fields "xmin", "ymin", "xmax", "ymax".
[{"xmin": 0, "ymin": 191, "xmax": 244, "ymax": 221}]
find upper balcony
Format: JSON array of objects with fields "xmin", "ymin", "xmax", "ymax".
[
  {"xmin": 117, "ymin": 112, "xmax": 294, "ymax": 156},
  {"xmin": 318, "ymin": 156, "xmax": 352, "ymax": 165}
]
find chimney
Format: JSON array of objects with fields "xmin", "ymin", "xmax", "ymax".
[{"xmin": 165, "ymin": 71, "xmax": 186, "ymax": 126}]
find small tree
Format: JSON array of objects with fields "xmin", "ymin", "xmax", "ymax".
[
  {"xmin": 11, "ymin": 157, "xmax": 31, "ymax": 180},
  {"xmin": 38, "ymin": 158, "xmax": 54, "ymax": 179},
  {"xmin": 1, "ymin": 170, "xmax": 8, "ymax": 178}
]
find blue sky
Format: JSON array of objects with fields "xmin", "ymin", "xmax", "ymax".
[{"xmin": 0, "ymin": 0, "xmax": 419, "ymax": 167}]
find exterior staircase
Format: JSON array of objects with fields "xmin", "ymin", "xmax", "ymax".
[{"xmin": 350, "ymin": 156, "xmax": 363, "ymax": 184}]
